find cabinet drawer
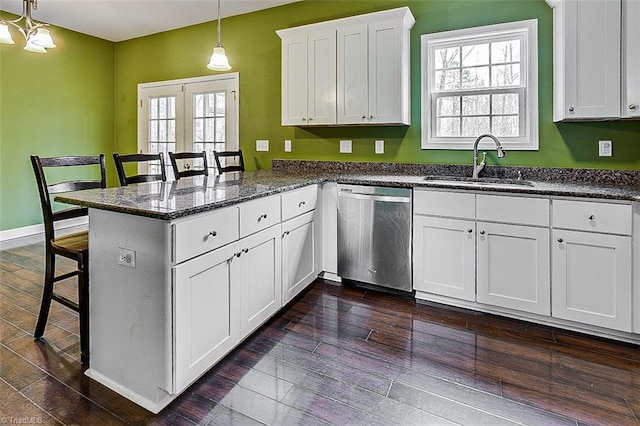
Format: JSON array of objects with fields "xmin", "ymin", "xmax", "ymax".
[
  {"xmin": 553, "ymin": 200, "xmax": 632, "ymax": 235},
  {"xmin": 477, "ymin": 195, "xmax": 549, "ymax": 227},
  {"xmin": 414, "ymin": 189, "xmax": 475, "ymax": 218},
  {"xmin": 281, "ymin": 184, "xmax": 318, "ymax": 221},
  {"xmin": 239, "ymin": 195, "xmax": 281, "ymax": 238},
  {"xmin": 173, "ymin": 207, "xmax": 239, "ymax": 264}
]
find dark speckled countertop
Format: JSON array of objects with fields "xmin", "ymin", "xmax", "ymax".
[{"xmin": 56, "ymin": 161, "xmax": 640, "ymax": 220}]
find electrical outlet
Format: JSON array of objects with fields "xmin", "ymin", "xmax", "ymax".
[
  {"xmin": 599, "ymin": 140, "xmax": 612, "ymax": 157},
  {"xmin": 118, "ymin": 248, "xmax": 136, "ymax": 268},
  {"xmin": 284, "ymin": 139, "xmax": 292, "ymax": 152},
  {"xmin": 375, "ymin": 140, "xmax": 384, "ymax": 154},
  {"xmin": 256, "ymin": 140, "xmax": 269, "ymax": 152},
  {"xmin": 339, "ymin": 140, "xmax": 352, "ymax": 153}
]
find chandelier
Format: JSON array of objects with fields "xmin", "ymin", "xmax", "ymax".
[
  {"xmin": 0, "ymin": 0, "xmax": 56, "ymax": 53},
  {"xmin": 207, "ymin": 0, "xmax": 231, "ymax": 71}
]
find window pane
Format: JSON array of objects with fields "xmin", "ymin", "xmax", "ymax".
[
  {"xmin": 492, "ymin": 64, "xmax": 520, "ymax": 87},
  {"xmin": 150, "ymin": 98, "xmax": 158, "ymax": 119},
  {"xmin": 216, "ymin": 92, "xmax": 226, "ymax": 114},
  {"xmin": 492, "ymin": 93, "xmax": 519, "ymax": 114},
  {"xmin": 461, "ymin": 44, "xmax": 489, "ymax": 67},
  {"xmin": 492, "ymin": 40, "xmax": 520, "ymax": 64},
  {"xmin": 159, "ymin": 120, "xmax": 167, "ymax": 141},
  {"xmin": 462, "ymin": 116, "xmax": 490, "ymax": 136},
  {"xmin": 168, "ymin": 120, "xmax": 175, "ymax": 142},
  {"xmin": 462, "ymin": 95, "xmax": 490, "ymax": 115},
  {"xmin": 159, "ymin": 97, "xmax": 167, "ymax": 119},
  {"xmin": 437, "ymin": 117, "xmax": 461, "ymax": 137},
  {"xmin": 492, "ymin": 116, "xmax": 519, "ymax": 137},
  {"xmin": 195, "ymin": 94, "xmax": 204, "ymax": 117},
  {"xmin": 194, "ymin": 118, "xmax": 204, "ymax": 142},
  {"xmin": 149, "ymin": 121, "xmax": 158, "ymax": 141},
  {"xmin": 436, "ymin": 96, "xmax": 461, "ymax": 116},
  {"xmin": 434, "ymin": 47, "xmax": 460, "ymax": 69},
  {"xmin": 167, "ymin": 97, "xmax": 175, "ymax": 119},
  {"xmin": 461, "ymin": 67, "xmax": 489, "ymax": 88},
  {"xmin": 216, "ymin": 118, "xmax": 226, "ymax": 142},
  {"xmin": 206, "ymin": 117, "xmax": 215, "ymax": 142},
  {"xmin": 149, "ymin": 142, "xmax": 158, "ymax": 154},
  {"xmin": 435, "ymin": 69, "xmax": 460, "ymax": 91}
]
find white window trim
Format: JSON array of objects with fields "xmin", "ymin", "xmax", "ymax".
[{"xmin": 421, "ymin": 20, "xmax": 538, "ymax": 150}]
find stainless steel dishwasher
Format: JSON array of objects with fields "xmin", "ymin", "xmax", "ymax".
[{"xmin": 337, "ymin": 184, "xmax": 412, "ymax": 293}]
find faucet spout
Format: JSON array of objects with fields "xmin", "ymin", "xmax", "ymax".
[{"xmin": 472, "ymin": 134, "xmax": 505, "ymax": 179}]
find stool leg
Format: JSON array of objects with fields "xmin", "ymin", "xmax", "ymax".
[
  {"xmin": 78, "ymin": 252, "xmax": 90, "ymax": 365},
  {"xmin": 34, "ymin": 250, "xmax": 55, "ymax": 340}
]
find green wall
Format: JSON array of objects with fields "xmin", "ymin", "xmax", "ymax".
[
  {"xmin": 0, "ymin": 15, "xmax": 115, "ymax": 232},
  {"xmin": 2, "ymin": 0, "xmax": 639, "ymax": 233},
  {"xmin": 115, "ymin": 0, "xmax": 640, "ymax": 173}
]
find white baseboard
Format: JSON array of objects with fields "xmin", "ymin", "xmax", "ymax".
[{"xmin": 0, "ymin": 217, "xmax": 89, "ymax": 242}]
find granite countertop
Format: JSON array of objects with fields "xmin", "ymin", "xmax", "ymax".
[{"xmin": 56, "ymin": 162, "xmax": 640, "ymax": 220}]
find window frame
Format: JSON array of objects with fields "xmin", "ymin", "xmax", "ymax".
[{"xmin": 421, "ymin": 19, "xmax": 538, "ymax": 151}]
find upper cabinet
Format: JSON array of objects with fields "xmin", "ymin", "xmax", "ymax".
[
  {"xmin": 277, "ymin": 7, "xmax": 414, "ymax": 127},
  {"xmin": 547, "ymin": 0, "xmax": 640, "ymax": 121}
]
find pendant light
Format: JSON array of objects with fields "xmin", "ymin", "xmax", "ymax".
[
  {"xmin": 207, "ymin": 0, "xmax": 231, "ymax": 71},
  {"xmin": 0, "ymin": 0, "xmax": 55, "ymax": 53}
]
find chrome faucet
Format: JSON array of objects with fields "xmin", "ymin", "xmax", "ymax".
[{"xmin": 472, "ymin": 134, "xmax": 506, "ymax": 179}]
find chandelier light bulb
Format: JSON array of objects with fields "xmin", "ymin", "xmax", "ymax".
[{"xmin": 0, "ymin": 23, "xmax": 15, "ymax": 44}]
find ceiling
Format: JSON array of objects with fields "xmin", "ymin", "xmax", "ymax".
[{"xmin": 0, "ymin": 0, "xmax": 301, "ymax": 42}]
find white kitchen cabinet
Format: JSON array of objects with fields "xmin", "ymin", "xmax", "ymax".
[
  {"xmin": 623, "ymin": 0, "xmax": 640, "ymax": 118},
  {"xmin": 282, "ymin": 211, "xmax": 319, "ymax": 304},
  {"xmin": 413, "ymin": 215, "xmax": 476, "ymax": 301},
  {"xmin": 173, "ymin": 242, "xmax": 241, "ymax": 393},
  {"xmin": 547, "ymin": 0, "xmax": 640, "ymax": 121},
  {"xmin": 277, "ymin": 7, "xmax": 414, "ymax": 127},
  {"xmin": 552, "ymin": 199, "xmax": 633, "ymax": 332},
  {"xmin": 280, "ymin": 30, "xmax": 336, "ymax": 126},
  {"xmin": 238, "ymin": 225, "xmax": 282, "ymax": 336},
  {"xmin": 476, "ymin": 222, "xmax": 550, "ymax": 315},
  {"xmin": 337, "ymin": 17, "xmax": 411, "ymax": 125}
]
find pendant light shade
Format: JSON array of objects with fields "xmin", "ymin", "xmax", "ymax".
[
  {"xmin": 207, "ymin": 0, "xmax": 231, "ymax": 71},
  {"xmin": 0, "ymin": 0, "xmax": 55, "ymax": 53}
]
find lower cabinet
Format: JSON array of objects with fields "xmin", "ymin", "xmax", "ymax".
[
  {"xmin": 282, "ymin": 211, "xmax": 319, "ymax": 304},
  {"xmin": 552, "ymin": 229, "xmax": 632, "ymax": 332},
  {"xmin": 413, "ymin": 215, "xmax": 476, "ymax": 301},
  {"xmin": 476, "ymin": 222, "xmax": 550, "ymax": 315},
  {"xmin": 173, "ymin": 242, "xmax": 241, "ymax": 393}
]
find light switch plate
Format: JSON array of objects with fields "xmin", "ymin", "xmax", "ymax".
[
  {"xmin": 340, "ymin": 140, "xmax": 352, "ymax": 153},
  {"xmin": 598, "ymin": 140, "xmax": 612, "ymax": 156},
  {"xmin": 256, "ymin": 140, "xmax": 269, "ymax": 152},
  {"xmin": 284, "ymin": 139, "xmax": 292, "ymax": 152},
  {"xmin": 375, "ymin": 140, "xmax": 384, "ymax": 154}
]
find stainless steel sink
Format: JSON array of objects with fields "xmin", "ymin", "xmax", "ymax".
[{"xmin": 424, "ymin": 175, "xmax": 534, "ymax": 187}]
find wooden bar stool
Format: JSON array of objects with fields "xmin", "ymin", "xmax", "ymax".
[
  {"xmin": 113, "ymin": 152, "xmax": 166, "ymax": 186},
  {"xmin": 168, "ymin": 151, "xmax": 209, "ymax": 179},
  {"xmin": 30, "ymin": 154, "xmax": 107, "ymax": 364},
  {"xmin": 213, "ymin": 150, "xmax": 245, "ymax": 174}
]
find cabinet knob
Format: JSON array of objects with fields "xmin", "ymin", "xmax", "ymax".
[
  {"xmin": 557, "ymin": 238, "xmax": 564, "ymax": 243},
  {"xmin": 588, "ymin": 214, "xmax": 595, "ymax": 220},
  {"xmin": 369, "ymin": 115, "xmax": 374, "ymax": 120},
  {"xmin": 308, "ymin": 117, "xmax": 313, "ymax": 121},
  {"xmin": 207, "ymin": 230, "xmax": 217, "ymax": 238},
  {"xmin": 243, "ymin": 248, "xmax": 249, "ymax": 254},
  {"xmin": 479, "ymin": 230, "xmax": 485, "ymax": 235},
  {"xmin": 301, "ymin": 117, "xmax": 306, "ymax": 121},
  {"xmin": 258, "ymin": 213, "xmax": 268, "ymax": 221},
  {"xmin": 298, "ymin": 201, "xmax": 306, "ymax": 208},
  {"xmin": 361, "ymin": 115, "xmax": 366, "ymax": 120},
  {"xmin": 282, "ymin": 231, "xmax": 290, "ymax": 237},
  {"xmin": 568, "ymin": 106, "xmax": 575, "ymax": 113},
  {"xmin": 630, "ymin": 104, "xmax": 638, "ymax": 111},
  {"xmin": 467, "ymin": 229, "xmax": 473, "ymax": 233}
]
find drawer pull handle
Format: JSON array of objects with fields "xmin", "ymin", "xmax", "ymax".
[
  {"xmin": 204, "ymin": 230, "xmax": 217, "ymax": 240},
  {"xmin": 479, "ymin": 230, "xmax": 485, "ymax": 235},
  {"xmin": 588, "ymin": 215, "xmax": 595, "ymax": 220},
  {"xmin": 242, "ymin": 248, "xmax": 249, "ymax": 254},
  {"xmin": 298, "ymin": 201, "xmax": 306, "ymax": 208},
  {"xmin": 283, "ymin": 231, "xmax": 290, "ymax": 237},
  {"xmin": 258, "ymin": 214, "xmax": 268, "ymax": 221},
  {"xmin": 467, "ymin": 229, "xmax": 473, "ymax": 233}
]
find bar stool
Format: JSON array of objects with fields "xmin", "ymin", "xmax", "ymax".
[
  {"xmin": 113, "ymin": 152, "xmax": 166, "ymax": 186},
  {"xmin": 30, "ymin": 154, "xmax": 107, "ymax": 364},
  {"xmin": 213, "ymin": 150, "xmax": 245, "ymax": 174},
  {"xmin": 168, "ymin": 151, "xmax": 209, "ymax": 179}
]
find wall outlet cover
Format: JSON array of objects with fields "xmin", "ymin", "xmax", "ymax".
[
  {"xmin": 256, "ymin": 140, "xmax": 269, "ymax": 152},
  {"xmin": 375, "ymin": 140, "xmax": 384, "ymax": 154},
  {"xmin": 284, "ymin": 139, "xmax": 292, "ymax": 152},
  {"xmin": 118, "ymin": 248, "xmax": 136, "ymax": 268},
  {"xmin": 598, "ymin": 140, "xmax": 612, "ymax": 157},
  {"xmin": 340, "ymin": 140, "xmax": 352, "ymax": 153}
]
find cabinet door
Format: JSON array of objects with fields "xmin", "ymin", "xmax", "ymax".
[
  {"xmin": 552, "ymin": 230, "xmax": 632, "ymax": 332},
  {"xmin": 561, "ymin": 0, "xmax": 621, "ymax": 120},
  {"xmin": 308, "ymin": 30, "xmax": 337, "ymax": 125},
  {"xmin": 282, "ymin": 211, "xmax": 318, "ymax": 304},
  {"xmin": 239, "ymin": 225, "xmax": 282, "ymax": 336},
  {"xmin": 623, "ymin": 0, "xmax": 640, "ymax": 118},
  {"xmin": 281, "ymin": 34, "xmax": 308, "ymax": 126},
  {"xmin": 173, "ymin": 242, "xmax": 240, "ymax": 393},
  {"xmin": 413, "ymin": 215, "xmax": 476, "ymax": 301},
  {"xmin": 368, "ymin": 19, "xmax": 406, "ymax": 124},
  {"xmin": 337, "ymin": 24, "xmax": 369, "ymax": 124},
  {"xmin": 477, "ymin": 222, "xmax": 550, "ymax": 315}
]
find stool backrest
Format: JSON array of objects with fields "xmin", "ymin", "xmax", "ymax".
[
  {"xmin": 214, "ymin": 150, "xmax": 245, "ymax": 174},
  {"xmin": 169, "ymin": 151, "xmax": 209, "ymax": 179},
  {"xmin": 113, "ymin": 152, "xmax": 166, "ymax": 186}
]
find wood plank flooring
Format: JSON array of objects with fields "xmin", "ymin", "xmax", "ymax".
[{"xmin": 2, "ymin": 237, "xmax": 640, "ymax": 425}]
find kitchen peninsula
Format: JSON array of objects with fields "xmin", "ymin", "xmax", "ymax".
[{"xmin": 56, "ymin": 163, "xmax": 640, "ymax": 413}]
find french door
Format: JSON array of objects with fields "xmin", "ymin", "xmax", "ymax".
[{"xmin": 138, "ymin": 73, "xmax": 239, "ymax": 180}]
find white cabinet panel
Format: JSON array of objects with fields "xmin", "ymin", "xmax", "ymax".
[
  {"xmin": 553, "ymin": 199, "xmax": 632, "ymax": 235},
  {"xmin": 281, "ymin": 184, "xmax": 318, "ymax": 221},
  {"xmin": 477, "ymin": 222, "xmax": 550, "ymax": 315},
  {"xmin": 172, "ymin": 242, "xmax": 240, "ymax": 393},
  {"xmin": 414, "ymin": 189, "xmax": 475, "ymax": 218},
  {"xmin": 239, "ymin": 195, "xmax": 281, "ymax": 238},
  {"xmin": 623, "ymin": 0, "xmax": 640, "ymax": 117},
  {"xmin": 281, "ymin": 34, "xmax": 308, "ymax": 126},
  {"xmin": 307, "ymin": 30, "xmax": 337, "ymax": 125},
  {"xmin": 552, "ymin": 230, "xmax": 632, "ymax": 332},
  {"xmin": 413, "ymin": 215, "xmax": 476, "ymax": 301},
  {"xmin": 476, "ymin": 194, "xmax": 549, "ymax": 227},
  {"xmin": 337, "ymin": 24, "xmax": 368, "ymax": 124},
  {"xmin": 282, "ymin": 211, "xmax": 318, "ymax": 304}
]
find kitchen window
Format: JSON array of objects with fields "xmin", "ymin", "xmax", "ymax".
[
  {"xmin": 138, "ymin": 74, "xmax": 239, "ymax": 179},
  {"xmin": 421, "ymin": 20, "xmax": 538, "ymax": 150}
]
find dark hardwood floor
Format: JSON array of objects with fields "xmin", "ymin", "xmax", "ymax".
[{"xmin": 2, "ymin": 236, "xmax": 640, "ymax": 425}]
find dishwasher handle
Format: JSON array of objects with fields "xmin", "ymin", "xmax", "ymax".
[{"xmin": 337, "ymin": 191, "xmax": 411, "ymax": 203}]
